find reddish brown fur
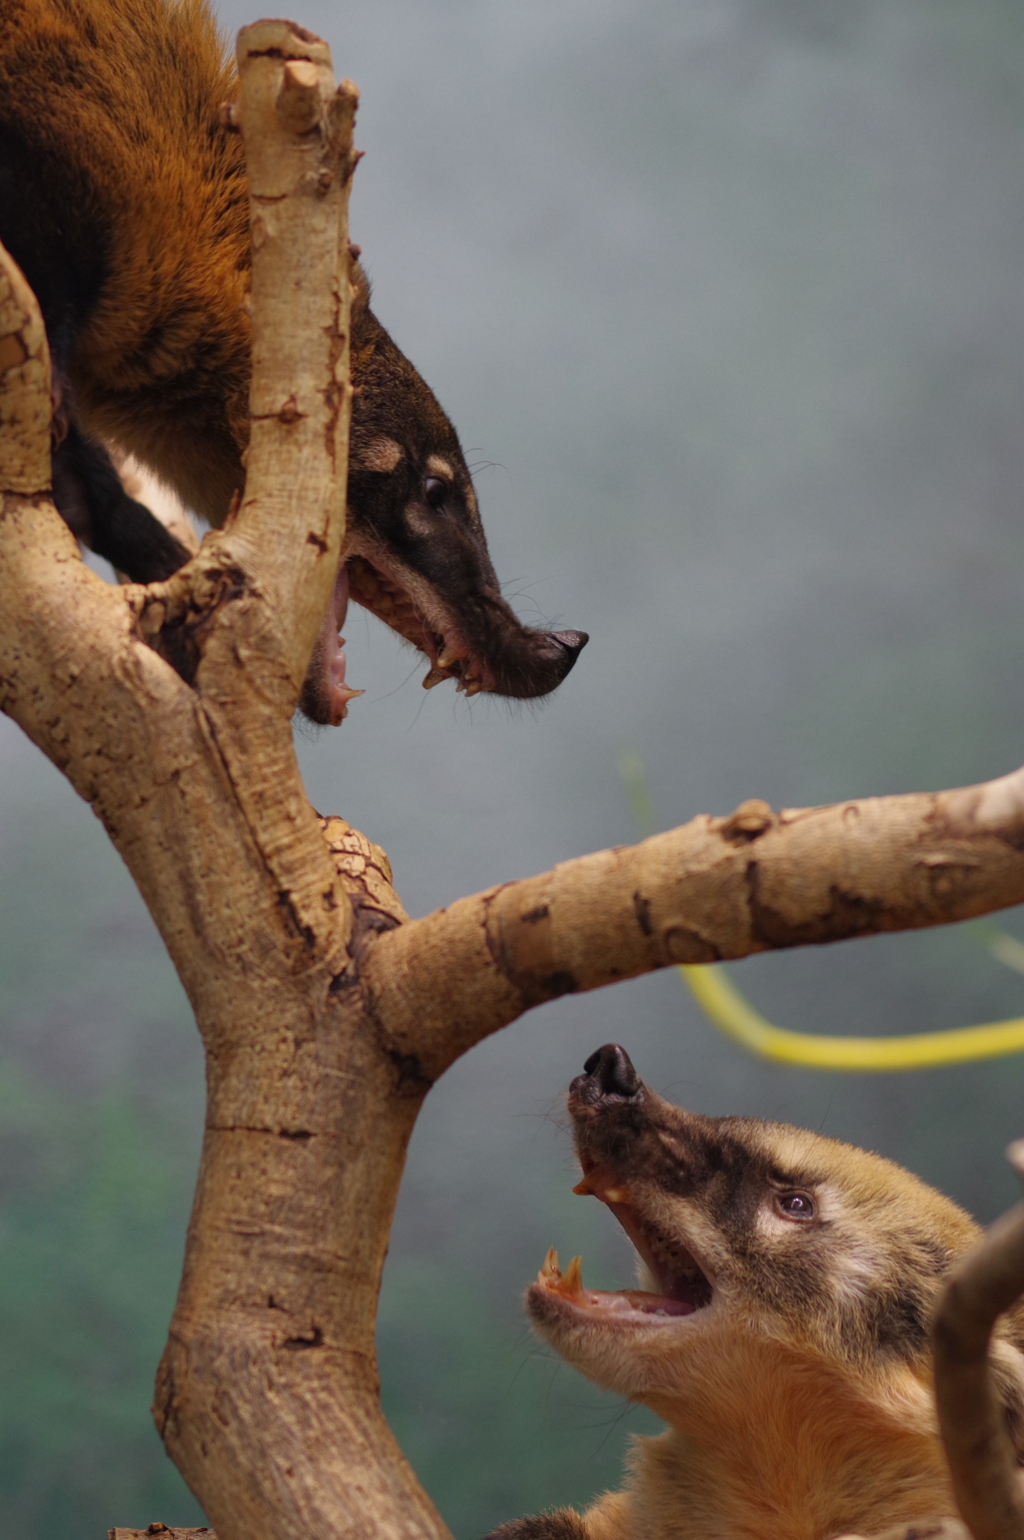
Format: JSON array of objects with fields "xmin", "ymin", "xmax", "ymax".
[
  {"xmin": 0, "ymin": 0, "xmax": 250, "ymax": 521},
  {"xmin": 0, "ymin": 0, "xmax": 588, "ymax": 710}
]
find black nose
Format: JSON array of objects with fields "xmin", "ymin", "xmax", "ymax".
[
  {"xmin": 548, "ymin": 630, "xmax": 588, "ymax": 684},
  {"xmin": 582, "ymin": 1043, "xmax": 640, "ymax": 1099},
  {"xmin": 552, "ymin": 629, "xmax": 589, "ymax": 665}
]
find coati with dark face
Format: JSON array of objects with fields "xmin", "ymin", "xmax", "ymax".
[
  {"xmin": 492, "ymin": 1045, "xmax": 1024, "ymax": 1540},
  {"xmin": 0, "ymin": 0, "xmax": 587, "ymax": 724}
]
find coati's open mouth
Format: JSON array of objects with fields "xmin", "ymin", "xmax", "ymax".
[
  {"xmin": 346, "ymin": 553, "xmax": 496, "ymax": 696},
  {"xmin": 533, "ymin": 1158, "xmax": 713, "ymax": 1325},
  {"xmin": 308, "ymin": 543, "xmax": 586, "ymax": 725}
]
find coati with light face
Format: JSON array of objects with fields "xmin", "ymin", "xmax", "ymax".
[
  {"xmin": 491, "ymin": 1045, "xmax": 1024, "ymax": 1540},
  {"xmin": 0, "ymin": 0, "xmax": 586, "ymax": 723}
]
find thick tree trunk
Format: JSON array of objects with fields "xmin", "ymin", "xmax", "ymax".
[{"xmin": 3, "ymin": 18, "xmax": 1024, "ymax": 1540}]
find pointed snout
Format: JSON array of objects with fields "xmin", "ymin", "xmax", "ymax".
[
  {"xmin": 489, "ymin": 625, "xmax": 589, "ymax": 700},
  {"xmin": 570, "ymin": 1043, "xmax": 643, "ymax": 1107},
  {"xmin": 547, "ymin": 629, "xmax": 589, "ymax": 680}
]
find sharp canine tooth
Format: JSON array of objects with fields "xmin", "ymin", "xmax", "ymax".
[
  {"xmin": 423, "ymin": 667, "xmax": 448, "ymax": 689},
  {"xmin": 464, "ymin": 682, "xmax": 482, "ymax": 697},
  {"xmin": 538, "ymin": 1247, "xmax": 562, "ymax": 1283},
  {"xmin": 437, "ymin": 645, "xmax": 460, "ymax": 670},
  {"xmin": 562, "ymin": 1256, "xmax": 584, "ymax": 1297}
]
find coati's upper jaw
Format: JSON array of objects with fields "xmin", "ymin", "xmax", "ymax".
[{"xmin": 528, "ymin": 1045, "xmax": 721, "ymax": 1398}]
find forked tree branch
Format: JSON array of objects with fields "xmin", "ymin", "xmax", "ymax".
[
  {"xmin": 4, "ymin": 17, "xmax": 1024, "ymax": 1540},
  {"xmin": 0, "ymin": 24, "xmax": 441, "ymax": 1540}
]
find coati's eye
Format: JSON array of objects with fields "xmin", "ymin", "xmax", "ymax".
[
  {"xmin": 777, "ymin": 1191, "xmax": 815, "ymax": 1221},
  {"xmin": 424, "ymin": 476, "xmax": 449, "ymax": 511}
]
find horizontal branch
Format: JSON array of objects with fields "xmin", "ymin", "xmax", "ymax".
[{"xmin": 364, "ymin": 772, "xmax": 1024, "ymax": 1079}]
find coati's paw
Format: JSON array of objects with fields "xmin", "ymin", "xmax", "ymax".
[{"xmin": 485, "ymin": 1509, "xmax": 590, "ymax": 1540}]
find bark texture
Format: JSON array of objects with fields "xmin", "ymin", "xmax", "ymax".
[
  {"xmin": 3, "ymin": 19, "xmax": 1024, "ymax": 1540},
  {"xmin": 366, "ymin": 783, "xmax": 1024, "ymax": 1081},
  {"xmin": 109, "ymin": 1529, "xmax": 216, "ymax": 1540}
]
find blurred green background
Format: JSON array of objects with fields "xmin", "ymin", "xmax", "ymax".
[{"xmin": 4, "ymin": 0, "xmax": 1024, "ymax": 1532}]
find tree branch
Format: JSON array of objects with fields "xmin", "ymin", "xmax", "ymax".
[
  {"xmin": 364, "ymin": 780, "xmax": 1024, "ymax": 1079},
  {"xmin": 109, "ymin": 1529, "xmax": 217, "ymax": 1540},
  {"xmin": 1, "ymin": 24, "xmax": 444, "ymax": 1540}
]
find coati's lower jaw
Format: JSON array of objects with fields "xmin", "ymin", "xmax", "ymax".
[
  {"xmin": 297, "ymin": 543, "xmax": 588, "ymax": 725},
  {"xmin": 527, "ymin": 1041, "xmax": 714, "ymax": 1389},
  {"xmin": 527, "ymin": 1157, "xmax": 717, "ymax": 1399},
  {"xmin": 331, "ymin": 540, "xmax": 586, "ymax": 708}
]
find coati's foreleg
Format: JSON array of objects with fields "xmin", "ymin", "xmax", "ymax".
[{"xmin": 52, "ymin": 422, "xmax": 190, "ymax": 583}]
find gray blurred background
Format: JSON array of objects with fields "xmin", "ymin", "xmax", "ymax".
[{"xmin": 3, "ymin": 0, "xmax": 1024, "ymax": 1531}]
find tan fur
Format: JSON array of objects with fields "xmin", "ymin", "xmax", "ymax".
[
  {"xmin": 362, "ymin": 437, "xmax": 405, "ymax": 474},
  {"xmin": 496, "ymin": 1052, "xmax": 1024, "ymax": 1540}
]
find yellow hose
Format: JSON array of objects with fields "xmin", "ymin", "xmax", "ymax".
[
  {"xmin": 619, "ymin": 748, "xmax": 1024, "ymax": 1071},
  {"xmin": 680, "ymin": 962, "xmax": 1024, "ymax": 1071}
]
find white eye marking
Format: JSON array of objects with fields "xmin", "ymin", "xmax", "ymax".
[
  {"xmin": 360, "ymin": 437, "xmax": 403, "ymax": 473},
  {"xmin": 833, "ymin": 1242, "xmax": 884, "ymax": 1304},
  {"xmin": 426, "ymin": 454, "xmax": 455, "ymax": 480},
  {"xmin": 404, "ymin": 503, "xmax": 437, "ymax": 539}
]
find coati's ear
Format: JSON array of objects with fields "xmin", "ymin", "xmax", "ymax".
[{"xmin": 989, "ymin": 1337, "xmax": 1024, "ymax": 1464}]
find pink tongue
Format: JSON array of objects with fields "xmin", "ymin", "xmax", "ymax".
[
  {"xmin": 326, "ymin": 566, "xmax": 363, "ymax": 725},
  {"xmin": 586, "ymin": 1289, "xmax": 696, "ymax": 1317}
]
